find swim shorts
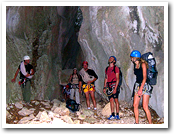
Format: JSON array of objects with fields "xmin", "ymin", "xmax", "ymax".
[{"xmin": 82, "ymin": 84, "xmax": 95, "ymax": 93}]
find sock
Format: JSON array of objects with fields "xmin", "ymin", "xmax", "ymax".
[
  {"xmin": 112, "ymin": 112, "xmax": 115, "ymax": 116},
  {"xmin": 116, "ymin": 113, "xmax": 119, "ymax": 116}
]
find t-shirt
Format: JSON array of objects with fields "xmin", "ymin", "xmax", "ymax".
[
  {"xmin": 105, "ymin": 65, "xmax": 119, "ymax": 83},
  {"xmin": 18, "ymin": 63, "xmax": 33, "ymax": 79},
  {"xmin": 79, "ymin": 69, "xmax": 98, "ymax": 84}
]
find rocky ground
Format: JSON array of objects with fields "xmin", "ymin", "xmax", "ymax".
[{"xmin": 6, "ymin": 94, "xmax": 164, "ymax": 125}]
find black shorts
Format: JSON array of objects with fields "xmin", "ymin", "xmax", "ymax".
[{"xmin": 108, "ymin": 90, "xmax": 119, "ymax": 100}]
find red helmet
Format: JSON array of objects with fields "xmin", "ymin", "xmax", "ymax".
[
  {"xmin": 82, "ymin": 61, "xmax": 88, "ymax": 66},
  {"xmin": 66, "ymin": 85, "xmax": 69, "ymax": 88}
]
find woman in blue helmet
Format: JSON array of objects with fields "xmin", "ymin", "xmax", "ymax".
[{"xmin": 130, "ymin": 50, "xmax": 152, "ymax": 124}]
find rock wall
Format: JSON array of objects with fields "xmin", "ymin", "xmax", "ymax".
[
  {"xmin": 6, "ymin": 6, "xmax": 164, "ymax": 117},
  {"xmin": 6, "ymin": 6, "xmax": 79, "ymax": 102},
  {"xmin": 78, "ymin": 6, "xmax": 164, "ymax": 117}
]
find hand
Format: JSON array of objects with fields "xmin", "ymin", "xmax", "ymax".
[
  {"xmin": 137, "ymin": 89, "xmax": 142, "ymax": 96},
  {"xmin": 113, "ymin": 89, "xmax": 117, "ymax": 94},
  {"xmin": 11, "ymin": 78, "xmax": 16, "ymax": 83},
  {"xmin": 103, "ymin": 88, "xmax": 106, "ymax": 94},
  {"xmin": 87, "ymin": 81, "xmax": 91, "ymax": 85}
]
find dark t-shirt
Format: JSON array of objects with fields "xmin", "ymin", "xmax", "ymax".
[
  {"xmin": 134, "ymin": 64, "xmax": 143, "ymax": 84},
  {"xmin": 18, "ymin": 63, "xmax": 33, "ymax": 79},
  {"xmin": 79, "ymin": 69, "xmax": 98, "ymax": 84}
]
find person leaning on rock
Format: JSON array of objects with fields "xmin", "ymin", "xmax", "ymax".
[
  {"xmin": 11, "ymin": 56, "xmax": 34, "ymax": 103},
  {"xmin": 68, "ymin": 68, "xmax": 80, "ymax": 105}
]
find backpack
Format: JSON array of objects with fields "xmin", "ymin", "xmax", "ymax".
[
  {"xmin": 66, "ymin": 99, "xmax": 80, "ymax": 112},
  {"xmin": 106, "ymin": 65, "xmax": 122, "ymax": 90},
  {"xmin": 141, "ymin": 52, "xmax": 158, "ymax": 85}
]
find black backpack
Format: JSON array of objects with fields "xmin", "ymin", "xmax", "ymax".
[
  {"xmin": 141, "ymin": 52, "xmax": 158, "ymax": 85},
  {"xmin": 106, "ymin": 65, "xmax": 122, "ymax": 90},
  {"xmin": 66, "ymin": 99, "xmax": 80, "ymax": 112}
]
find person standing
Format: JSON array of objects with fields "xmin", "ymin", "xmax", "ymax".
[
  {"xmin": 69, "ymin": 68, "xmax": 80, "ymax": 104},
  {"xmin": 11, "ymin": 56, "xmax": 34, "ymax": 103},
  {"xmin": 103, "ymin": 56, "xmax": 120, "ymax": 120},
  {"xmin": 79, "ymin": 61, "xmax": 98, "ymax": 110},
  {"xmin": 130, "ymin": 50, "xmax": 152, "ymax": 124}
]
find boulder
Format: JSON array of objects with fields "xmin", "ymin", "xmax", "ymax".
[
  {"xmin": 53, "ymin": 106, "xmax": 70, "ymax": 116},
  {"xmin": 61, "ymin": 115, "xmax": 74, "ymax": 124},
  {"xmin": 18, "ymin": 114, "xmax": 35, "ymax": 124},
  {"xmin": 18, "ymin": 107, "xmax": 34, "ymax": 116},
  {"xmin": 101, "ymin": 103, "xmax": 111, "ymax": 117},
  {"xmin": 15, "ymin": 102, "xmax": 23, "ymax": 109},
  {"xmin": 36, "ymin": 111, "xmax": 51, "ymax": 122},
  {"xmin": 52, "ymin": 99, "xmax": 61, "ymax": 107}
]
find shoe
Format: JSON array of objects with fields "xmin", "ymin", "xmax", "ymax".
[
  {"xmin": 94, "ymin": 107, "xmax": 97, "ymax": 110},
  {"xmin": 108, "ymin": 115, "xmax": 116, "ymax": 120},
  {"xmin": 115, "ymin": 115, "xmax": 120, "ymax": 120}
]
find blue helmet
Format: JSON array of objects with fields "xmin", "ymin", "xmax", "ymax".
[
  {"xmin": 109, "ymin": 56, "xmax": 117, "ymax": 62},
  {"xmin": 130, "ymin": 50, "xmax": 141, "ymax": 58}
]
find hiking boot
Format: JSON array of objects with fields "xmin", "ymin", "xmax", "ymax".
[
  {"xmin": 108, "ymin": 115, "xmax": 116, "ymax": 120},
  {"xmin": 115, "ymin": 115, "xmax": 120, "ymax": 120}
]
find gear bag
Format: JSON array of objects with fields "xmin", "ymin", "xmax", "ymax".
[
  {"xmin": 66, "ymin": 99, "xmax": 80, "ymax": 112},
  {"xmin": 141, "ymin": 52, "xmax": 158, "ymax": 85}
]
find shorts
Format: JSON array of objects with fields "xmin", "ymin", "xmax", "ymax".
[
  {"xmin": 134, "ymin": 82, "xmax": 152, "ymax": 97},
  {"xmin": 107, "ymin": 82, "xmax": 120, "ymax": 100},
  {"xmin": 108, "ymin": 91, "xmax": 119, "ymax": 100},
  {"xmin": 82, "ymin": 84, "xmax": 95, "ymax": 93}
]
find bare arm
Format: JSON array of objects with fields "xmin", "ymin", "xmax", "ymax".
[
  {"xmin": 25, "ymin": 68, "xmax": 34, "ymax": 77},
  {"xmin": 30, "ymin": 69, "xmax": 34, "ymax": 75},
  {"xmin": 79, "ymin": 81, "xmax": 82, "ymax": 93},
  {"xmin": 68, "ymin": 74, "xmax": 72, "ymax": 83},
  {"xmin": 103, "ymin": 74, "xmax": 108, "ymax": 93},
  {"xmin": 87, "ymin": 78, "xmax": 97, "ymax": 85},
  {"xmin": 11, "ymin": 68, "xmax": 20, "ymax": 82}
]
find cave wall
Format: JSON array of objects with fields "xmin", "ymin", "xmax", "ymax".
[
  {"xmin": 78, "ymin": 6, "xmax": 164, "ymax": 117},
  {"xmin": 6, "ymin": 6, "xmax": 79, "ymax": 102},
  {"xmin": 6, "ymin": 6, "xmax": 164, "ymax": 117}
]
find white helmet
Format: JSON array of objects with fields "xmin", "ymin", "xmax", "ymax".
[{"xmin": 23, "ymin": 55, "xmax": 30, "ymax": 60}]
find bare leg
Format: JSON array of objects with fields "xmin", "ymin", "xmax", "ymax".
[
  {"xmin": 143, "ymin": 95, "xmax": 152, "ymax": 124},
  {"xmin": 89, "ymin": 91, "xmax": 96, "ymax": 108},
  {"xmin": 110, "ymin": 98, "xmax": 114, "ymax": 114},
  {"xmin": 133, "ymin": 95, "xmax": 141, "ymax": 124},
  {"xmin": 114, "ymin": 98, "xmax": 119, "ymax": 113},
  {"xmin": 85, "ymin": 92, "xmax": 90, "ymax": 108}
]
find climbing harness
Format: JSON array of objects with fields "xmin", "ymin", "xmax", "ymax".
[
  {"xmin": 134, "ymin": 83, "xmax": 152, "ymax": 98},
  {"xmin": 105, "ymin": 83, "xmax": 116, "ymax": 96}
]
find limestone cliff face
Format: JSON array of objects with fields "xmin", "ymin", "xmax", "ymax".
[
  {"xmin": 6, "ymin": 6, "xmax": 79, "ymax": 102},
  {"xmin": 6, "ymin": 6, "xmax": 164, "ymax": 117},
  {"xmin": 78, "ymin": 6, "xmax": 164, "ymax": 117}
]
